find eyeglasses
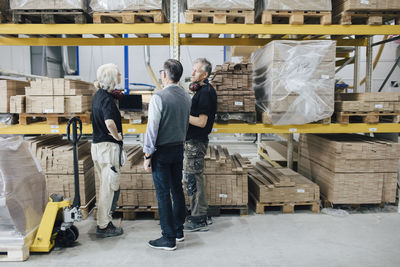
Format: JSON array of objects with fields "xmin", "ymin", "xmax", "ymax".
[{"xmin": 159, "ymin": 70, "xmax": 164, "ymax": 74}]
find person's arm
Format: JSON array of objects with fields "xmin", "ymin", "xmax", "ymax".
[
  {"xmin": 189, "ymin": 88, "xmax": 210, "ymax": 128},
  {"xmin": 103, "ymin": 98, "xmax": 122, "ymax": 141},
  {"xmin": 143, "ymin": 95, "xmax": 162, "ymax": 172},
  {"xmin": 105, "ymin": 119, "xmax": 122, "ymax": 141},
  {"xmin": 189, "ymin": 114, "xmax": 208, "ymax": 128}
]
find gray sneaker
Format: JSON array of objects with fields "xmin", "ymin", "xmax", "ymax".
[
  {"xmin": 96, "ymin": 222, "xmax": 123, "ymax": 238},
  {"xmin": 183, "ymin": 219, "xmax": 209, "ymax": 232}
]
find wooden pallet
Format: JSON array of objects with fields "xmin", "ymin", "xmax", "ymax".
[
  {"xmin": 18, "ymin": 112, "xmax": 91, "ymax": 125},
  {"xmin": 93, "ymin": 10, "xmax": 165, "ymax": 24},
  {"xmin": 207, "ymin": 205, "xmax": 249, "ymax": 217},
  {"xmin": 113, "ymin": 206, "xmax": 159, "ymax": 220},
  {"xmin": 216, "ymin": 112, "xmax": 257, "ymax": 124},
  {"xmin": 335, "ymin": 10, "xmax": 400, "ymax": 25},
  {"xmin": 12, "ymin": 9, "xmax": 87, "ymax": 24},
  {"xmin": 250, "ymin": 192, "xmax": 320, "ymax": 214},
  {"xmin": 321, "ymin": 194, "xmax": 385, "ymax": 209},
  {"xmin": 334, "ymin": 112, "xmax": 400, "ymax": 124},
  {"xmin": 0, "ymin": 227, "xmax": 37, "ymax": 262},
  {"xmin": 185, "ymin": 10, "xmax": 254, "ymax": 24},
  {"xmin": 262, "ymin": 10, "xmax": 331, "ymax": 25},
  {"xmin": 80, "ymin": 196, "xmax": 96, "ymax": 220},
  {"xmin": 259, "ymin": 111, "xmax": 331, "ymax": 124}
]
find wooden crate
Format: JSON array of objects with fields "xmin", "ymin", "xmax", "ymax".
[
  {"xmin": 185, "ymin": 10, "xmax": 254, "ymax": 24},
  {"xmin": 262, "ymin": 10, "xmax": 331, "ymax": 25}
]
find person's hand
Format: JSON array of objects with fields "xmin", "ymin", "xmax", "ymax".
[
  {"xmin": 117, "ymin": 132, "xmax": 123, "ymax": 141},
  {"xmin": 144, "ymin": 158, "xmax": 152, "ymax": 172}
]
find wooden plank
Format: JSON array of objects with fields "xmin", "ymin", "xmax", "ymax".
[
  {"xmin": 262, "ymin": 10, "xmax": 331, "ymax": 25},
  {"xmin": 185, "ymin": 10, "xmax": 254, "ymax": 24},
  {"xmin": 93, "ymin": 10, "xmax": 165, "ymax": 24}
]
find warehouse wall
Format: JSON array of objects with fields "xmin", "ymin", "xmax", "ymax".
[
  {"xmin": 336, "ymin": 36, "xmax": 400, "ymax": 92},
  {"xmin": 78, "ymin": 45, "xmax": 225, "ymax": 88}
]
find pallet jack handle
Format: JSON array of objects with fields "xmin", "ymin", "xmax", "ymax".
[{"xmin": 67, "ymin": 117, "xmax": 82, "ymax": 209}]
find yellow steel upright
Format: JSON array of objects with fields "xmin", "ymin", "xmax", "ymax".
[{"xmin": 30, "ymin": 197, "xmax": 70, "ymax": 252}]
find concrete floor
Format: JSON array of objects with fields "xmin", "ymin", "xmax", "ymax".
[{"xmin": 3, "ymin": 211, "xmax": 400, "ymax": 267}]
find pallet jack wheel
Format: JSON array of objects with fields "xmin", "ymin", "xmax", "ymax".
[{"xmin": 56, "ymin": 225, "xmax": 79, "ymax": 247}]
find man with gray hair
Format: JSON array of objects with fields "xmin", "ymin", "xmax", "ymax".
[
  {"xmin": 184, "ymin": 58, "xmax": 217, "ymax": 232},
  {"xmin": 91, "ymin": 63, "xmax": 124, "ymax": 238},
  {"xmin": 143, "ymin": 59, "xmax": 191, "ymax": 251}
]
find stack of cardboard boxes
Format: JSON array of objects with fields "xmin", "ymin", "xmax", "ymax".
[{"xmin": 0, "ymin": 79, "xmax": 29, "ymax": 113}]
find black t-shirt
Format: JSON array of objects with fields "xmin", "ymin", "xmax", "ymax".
[
  {"xmin": 91, "ymin": 89, "xmax": 123, "ymax": 145},
  {"xmin": 186, "ymin": 82, "xmax": 217, "ymax": 141}
]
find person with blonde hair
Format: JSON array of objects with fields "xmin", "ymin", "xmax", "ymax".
[{"xmin": 91, "ymin": 63, "xmax": 124, "ymax": 238}]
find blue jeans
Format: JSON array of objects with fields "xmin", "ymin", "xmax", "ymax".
[{"xmin": 151, "ymin": 144, "xmax": 186, "ymax": 242}]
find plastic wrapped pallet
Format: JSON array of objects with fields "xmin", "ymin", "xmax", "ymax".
[
  {"xmin": 186, "ymin": 0, "xmax": 254, "ymax": 10},
  {"xmin": 261, "ymin": 0, "xmax": 331, "ymax": 11},
  {"xmin": 251, "ymin": 40, "xmax": 335, "ymax": 125},
  {"xmin": 0, "ymin": 137, "xmax": 46, "ymax": 259},
  {"xmin": 90, "ymin": 0, "xmax": 163, "ymax": 11},
  {"xmin": 332, "ymin": 0, "xmax": 400, "ymax": 12},
  {"xmin": 10, "ymin": 0, "xmax": 87, "ymax": 10}
]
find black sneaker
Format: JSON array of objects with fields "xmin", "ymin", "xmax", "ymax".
[
  {"xmin": 96, "ymin": 222, "xmax": 123, "ymax": 238},
  {"xmin": 207, "ymin": 216, "xmax": 213, "ymax": 225},
  {"xmin": 176, "ymin": 231, "xmax": 184, "ymax": 242},
  {"xmin": 148, "ymin": 237, "xmax": 177, "ymax": 251},
  {"xmin": 183, "ymin": 219, "xmax": 209, "ymax": 232}
]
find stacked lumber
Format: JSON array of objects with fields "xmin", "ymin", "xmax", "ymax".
[
  {"xmin": 24, "ymin": 78, "xmax": 94, "ymax": 114},
  {"xmin": 201, "ymin": 145, "xmax": 249, "ymax": 206},
  {"xmin": 248, "ymin": 161, "xmax": 320, "ymax": 214},
  {"xmin": 332, "ymin": 0, "xmax": 400, "ymax": 25},
  {"xmin": 0, "ymin": 80, "xmax": 29, "ymax": 113},
  {"xmin": 298, "ymin": 134, "xmax": 400, "ymax": 204},
  {"xmin": 95, "ymin": 145, "xmax": 157, "ymax": 207},
  {"xmin": 251, "ymin": 40, "xmax": 335, "ymax": 125},
  {"xmin": 210, "ymin": 62, "xmax": 256, "ymax": 123},
  {"xmin": 334, "ymin": 92, "xmax": 400, "ymax": 123},
  {"xmin": 26, "ymin": 135, "xmax": 96, "ymax": 217}
]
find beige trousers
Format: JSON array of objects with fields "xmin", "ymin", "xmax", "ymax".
[{"xmin": 91, "ymin": 142, "xmax": 121, "ymax": 229}]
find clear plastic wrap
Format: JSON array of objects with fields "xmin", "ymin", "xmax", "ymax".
[
  {"xmin": 10, "ymin": 0, "xmax": 87, "ymax": 10},
  {"xmin": 262, "ymin": 0, "xmax": 331, "ymax": 11},
  {"xmin": 90, "ymin": 0, "xmax": 163, "ymax": 11},
  {"xmin": 251, "ymin": 40, "xmax": 335, "ymax": 125},
  {"xmin": 0, "ymin": 136, "xmax": 46, "ymax": 244},
  {"xmin": 186, "ymin": 0, "xmax": 254, "ymax": 10}
]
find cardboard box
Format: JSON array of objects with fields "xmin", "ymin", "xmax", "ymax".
[{"xmin": 0, "ymin": 80, "xmax": 29, "ymax": 113}]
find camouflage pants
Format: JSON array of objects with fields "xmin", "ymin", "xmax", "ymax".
[{"xmin": 184, "ymin": 139, "xmax": 208, "ymax": 222}]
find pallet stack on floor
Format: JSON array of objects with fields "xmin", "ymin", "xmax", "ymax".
[
  {"xmin": 332, "ymin": 0, "xmax": 400, "ymax": 25},
  {"xmin": 11, "ymin": 78, "xmax": 94, "ymax": 125},
  {"xmin": 259, "ymin": 0, "xmax": 332, "ymax": 25},
  {"xmin": 10, "ymin": 0, "xmax": 88, "ymax": 24},
  {"xmin": 298, "ymin": 134, "xmax": 400, "ymax": 206},
  {"xmin": 251, "ymin": 40, "xmax": 335, "ymax": 125},
  {"xmin": 249, "ymin": 161, "xmax": 320, "ymax": 214},
  {"xmin": 334, "ymin": 92, "xmax": 400, "ymax": 123},
  {"xmin": 120, "ymin": 102, "xmax": 149, "ymax": 124},
  {"xmin": 94, "ymin": 145, "xmax": 158, "ymax": 219},
  {"xmin": 210, "ymin": 62, "xmax": 256, "ymax": 123},
  {"xmin": 27, "ymin": 135, "xmax": 96, "ymax": 218}
]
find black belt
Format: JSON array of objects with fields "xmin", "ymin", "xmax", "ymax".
[{"xmin": 157, "ymin": 142, "xmax": 183, "ymax": 149}]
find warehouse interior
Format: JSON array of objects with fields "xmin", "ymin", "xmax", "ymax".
[{"xmin": 1, "ymin": 0, "xmax": 400, "ymax": 266}]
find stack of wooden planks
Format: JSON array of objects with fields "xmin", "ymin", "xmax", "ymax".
[
  {"xmin": 298, "ymin": 134, "xmax": 400, "ymax": 205},
  {"xmin": 27, "ymin": 135, "xmax": 96, "ymax": 218},
  {"xmin": 210, "ymin": 62, "xmax": 256, "ymax": 123},
  {"xmin": 0, "ymin": 79, "xmax": 29, "ymax": 113},
  {"xmin": 249, "ymin": 161, "xmax": 320, "ymax": 213},
  {"xmin": 334, "ymin": 92, "xmax": 400, "ymax": 123}
]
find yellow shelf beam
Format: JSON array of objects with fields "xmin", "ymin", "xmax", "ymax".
[
  {"xmin": 0, "ymin": 23, "xmax": 170, "ymax": 35},
  {"xmin": 179, "ymin": 24, "xmax": 400, "ymax": 36},
  {"xmin": 1, "ymin": 123, "xmax": 399, "ymax": 135},
  {"xmin": 0, "ymin": 37, "xmax": 367, "ymax": 46}
]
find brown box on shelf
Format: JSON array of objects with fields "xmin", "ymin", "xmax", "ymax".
[
  {"xmin": 298, "ymin": 134, "xmax": 400, "ymax": 204},
  {"xmin": 9, "ymin": 95, "xmax": 26, "ymax": 114},
  {"xmin": 26, "ymin": 96, "xmax": 65, "ymax": 113},
  {"xmin": 335, "ymin": 92, "xmax": 400, "ymax": 113},
  {"xmin": 65, "ymin": 96, "xmax": 92, "ymax": 113},
  {"xmin": 0, "ymin": 79, "xmax": 29, "ymax": 113}
]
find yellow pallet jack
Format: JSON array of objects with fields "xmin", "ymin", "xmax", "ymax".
[{"xmin": 30, "ymin": 117, "xmax": 83, "ymax": 252}]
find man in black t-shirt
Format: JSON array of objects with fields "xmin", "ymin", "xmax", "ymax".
[
  {"xmin": 91, "ymin": 63, "xmax": 124, "ymax": 238},
  {"xmin": 184, "ymin": 58, "xmax": 217, "ymax": 232}
]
